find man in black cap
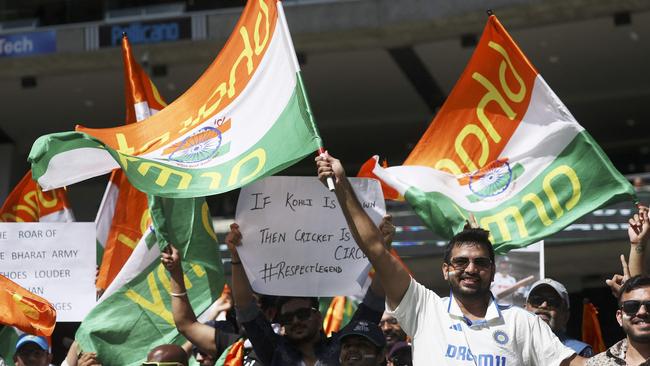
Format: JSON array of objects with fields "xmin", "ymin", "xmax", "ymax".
[{"xmin": 338, "ymin": 320, "xmax": 386, "ymax": 366}]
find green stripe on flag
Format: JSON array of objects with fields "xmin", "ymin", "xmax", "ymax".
[
  {"xmin": 75, "ymin": 197, "xmax": 225, "ymax": 365},
  {"xmin": 29, "ymin": 76, "xmax": 322, "ymax": 198},
  {"xmin": 405, "ymin": 131, "xmax": 636, "ymax": 253},
  {"xmin": 0, "ymin": 326, "xmax": 18, "ymax": 366}
]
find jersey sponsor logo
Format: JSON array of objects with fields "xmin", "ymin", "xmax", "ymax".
[
  {"xmin": 445, "ymin": 344, "xmax": 507, "ymax": 365},
  {"xmin": 493, "ymin": 330, "xmax": 509, "ymax": 345},
  {"xmin": 449, "ymin": 323, "xmax": 463, "ymax": 331}
]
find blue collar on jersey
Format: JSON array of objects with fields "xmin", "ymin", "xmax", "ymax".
[{"xmin": 446, "ymin": 290, "xmax": 508, "ymax": 327}]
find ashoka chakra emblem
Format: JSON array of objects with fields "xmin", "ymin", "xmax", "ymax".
[
  {"xmin": 169, "ymin": 127, "xmax": 222, "ymax": 164},
  {"xmin": 468, "ymin": 160, "xmax": 512, "ymax": 198}
]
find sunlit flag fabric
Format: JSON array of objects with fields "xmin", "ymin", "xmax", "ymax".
[
  {"xmin": 76, "ymin": 197, "xmax": 225, "ymax": 365},
  {"xmin": 29, "ymin": 0, "xmax": 322, "ymax": 198},
  {"xmin": 95, "ymin": 35, "xmax": 165, "ymax": 291},
  {"xmin": 0, "ymin": 171, "xmax": 74, "ymax": 223},
  {"xmin": 359, "ymin": 15, "xmax": 635, "ymax": 253},
  {"xmin": 582, "ymin": 301, "xmax": 605, "ymax": 354},
  {"xmin": 321, "ymin": 296, "xmax": 357, "ymax": 337},
  {"xmin": 0, "ymin": 274, "xmax": 56, "ymax": 337}
]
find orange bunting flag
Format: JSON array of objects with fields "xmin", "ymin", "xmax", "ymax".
[
  {"xmin": 95, "ymin": 34, "xmax": 165, "ymax": 291},
  {"xmin": 582, "ymin": 301, "xmax": 606, "ymax": 354},
  {"xmin": 0, "ymin": 171, "xmax": 73, "ymax": 223},
  {"xmin": 0, "ymin": 274, "xmax": 57, "ymax": 337}
]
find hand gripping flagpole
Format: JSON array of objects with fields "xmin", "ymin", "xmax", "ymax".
[{"xmin": 277, "ymin": 0, "xmax": 335, "ymax": 191}]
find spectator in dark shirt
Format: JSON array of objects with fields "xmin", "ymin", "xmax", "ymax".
[
  {"xmin": 226, "ymin": 218, "xmax": 392, "ymax": 366},
  {"xmin": 338, "ymin": 320, "xmax": 386, "ymax": 366}
]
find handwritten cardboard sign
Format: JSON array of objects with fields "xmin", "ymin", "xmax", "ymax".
[
  {"xmin": 236, "ymin": 176, "xmax": 385, "ymax": 296},
  {"xmin": 0, "ymin": 222, "xmax": 96, "ymax": 321}
]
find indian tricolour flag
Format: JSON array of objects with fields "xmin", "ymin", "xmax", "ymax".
[
  {"xmin": 359, "ymin": 15, "xmax": 635, "ymax": 253},
  {"xmin": 76, "ymin": 196, "xmax": 225, "ymax": 366},
  {"xmin": 95, "ymin": 34, "xmax": 165, "ymax": 291},
  {"xmin": 29, "ymin": 0, "xmax": 322, "ymax": 198}
]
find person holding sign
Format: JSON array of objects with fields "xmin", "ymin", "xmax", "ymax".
[
  {"xmin": 316, "ymin": 152, "xmax": 588, "ymax": 366},
  {"xmin": 226, "ymin": 219, "xmax": 392, "ymax": 366},
  {"xmin": 161, "ymin": 245, "xmax": 272, "ymax": 366}
]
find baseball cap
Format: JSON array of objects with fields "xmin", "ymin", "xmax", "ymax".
[
  {"xmin": 527, "ymin": 278, "xmax": 570, "ymax": 309},
  {"xmin": 339, "ymin": 320, "xmax": 386, "ymax": 348},
  {"xmin": 15, "ymin": 334, "xmax": 50, "ymax": 352}
]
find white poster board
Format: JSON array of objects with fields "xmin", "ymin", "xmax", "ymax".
[
  {"xmin": 0, "ymin": 222, "xmax": 96, "ymax": 321},
  {"xmin": 236, "ymin": 176, "xmax": 385, "ymax": 296},
  {"xmin": 491, "ymin": 241, "xmax": 544, "ymax": 307}
]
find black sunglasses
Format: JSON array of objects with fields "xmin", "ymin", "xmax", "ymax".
[
  {"xmin": 278, "ymin": 307, "xmax": 317, "ymax": 325},
  {"xmin": 620, "ymin": 300, "xmax": 650, "ymax": 316},
  {"xmin": 528, "ymin": 294, "xmax": 563, "ymax": 309},
  {"xmin": 448, "ymin": 256, "xmax": 492, "ymax": 270}
]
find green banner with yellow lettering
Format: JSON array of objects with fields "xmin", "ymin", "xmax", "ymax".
[
  {"xmin": 359, "ymin": 14, "xmax": 635, "ymax": 253},
  {"xmin": 29, "ymin": 0, "xmax": 322, "ymax": 198},
  {"xmin": 75, "ymin": 197, "xmax": 224, "ymax": 366}
]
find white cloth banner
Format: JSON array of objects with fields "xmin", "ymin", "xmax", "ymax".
[
  {"xmin": 236, "ymin": 176, "xmax": 385, "ymax": 296},
  {"xmin": 0, "ymin": 222, "xmax": 96, "ymax": 321}
]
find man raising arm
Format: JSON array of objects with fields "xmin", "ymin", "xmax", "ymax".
[
  {"xmin": 317, "ymin": 152, "xmax": 586, "ymax": 366},
  {"xmin": 316, "ymin": 153, "xmax": 410, "ymax": 310}
]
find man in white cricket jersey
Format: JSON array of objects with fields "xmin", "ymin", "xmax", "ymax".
[{"xmin": 316, "ymin": 152, "xmax": 587, "ymax": 366}]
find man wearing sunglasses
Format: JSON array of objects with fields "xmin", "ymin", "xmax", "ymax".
[
  {"xmin": 525, "ymin": 279, "xmax": 592, "ymax": 357},
  {"xmin": 588, "ymin": 207, "xmax": 650, "ymax": 365},
  {"xmin": 225, "ymin": 221, "xmax": 389, "ymax": 366},
  {"xmin": 316, "ymin": 152, "xmax": 588, "ymax": 365},
  {"xmin": 587, "ymin": 275, "xmax": 650, "ymax": 365}
]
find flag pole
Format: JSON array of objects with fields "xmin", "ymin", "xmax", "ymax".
[{"xmin": 277, "ymin": 0, "xmax": 335, "ymax": 191}]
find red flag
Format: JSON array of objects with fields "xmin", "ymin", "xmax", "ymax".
[
  {"xmin": 582, "ymin": 301, "xmax": 605, "ymax": 354},
  {"xmin": 0, "ymin": 275, "xmax": 57, "ymax": 337}
]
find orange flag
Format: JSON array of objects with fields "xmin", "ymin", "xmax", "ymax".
[
  {"xmin": 323, "ymin": 296, "xmax": 346, "ymax": 336},
  {"xmin": 221, "ymin": 339, "xmax": 245, "ymax": 366},
  {"xmin": 0, "ymin": 171, "xmax": 73, "ymax": 223},
  {"xmin": 582, "ymin": 301, "xmax": 606, "ymax": 354},
  {"xmin": 95, "ymin": 34, "xmax": 167, "ymax": 291},
  {"xmin": 0, "ymin": 275, "xmax": 57, "ymax": 337}
]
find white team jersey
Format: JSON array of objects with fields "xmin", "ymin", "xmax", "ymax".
[{"xmin": 387, "ymin": 278, "xmax": 575, "ymax": 366}]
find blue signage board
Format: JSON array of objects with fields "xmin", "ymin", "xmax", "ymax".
[
  {"xmin": 0, "ymin": 31, "xmax": 56, "ymax": 58},
  {"xmin": 99, "ymin": 17, "xmax": 191, "ymax": 47}
]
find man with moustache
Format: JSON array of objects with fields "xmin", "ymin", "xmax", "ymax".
[
  {"xmin": 379, "ymin": 313, "xmax": 407, "ymax": 352},
  {"xmin": 316, "ymin": 152, "xmax": 587, "ymax": 365},
  {"xmin": 588, "ymin": 206, "xmax": 650, "ymax": 365},
  {"xmin": 588, "ymin": 275, "xmax": 650, "ymax": 365},
  {"xmin": 525, "ymin": 279, "xmax": 592, "ymax": 357}
]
